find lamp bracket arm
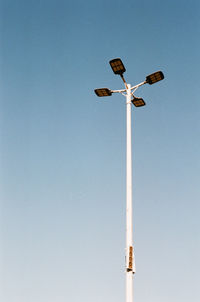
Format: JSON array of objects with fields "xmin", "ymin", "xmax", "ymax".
[
  {"xmin": 120, "ymin": 74, "xmax": 128, "ymax": 90},
  {"xmin": 130, "ymin": 81, "xmax": 146, "ymax": 92},
  {"xmin": 111, "ymin": 89, "xmax": 126, "ymax": 93}
]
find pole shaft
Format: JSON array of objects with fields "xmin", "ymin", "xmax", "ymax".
[{"xmin": 126, "ymin": 84, "xmax": 133, "ymax": 302}]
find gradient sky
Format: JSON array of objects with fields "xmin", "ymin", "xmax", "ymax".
[{"xmin": 1, "ymin": 0, "xmax": 200, "ymax": 301}]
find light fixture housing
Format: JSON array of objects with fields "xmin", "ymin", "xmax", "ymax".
[
  {"xmin": 94, "ymin": 88, "xmax": 112, "ymax": 97},
  {"xmin": 109, "ymin": 58, "xmax": 126, "ymax": 75},
  {"xmin": 131, "ymin": 97, "xmax": 146, "ymax": 107},
  {"xmin": 146, "ymin": 71, "xmax": 164, "ymax": 85}
]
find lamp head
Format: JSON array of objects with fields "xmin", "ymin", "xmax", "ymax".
[
  {"xmin": 94, "ymin": 88, "xmax": 112, "ymax": 97},
  {"xmin": 131, "ymin": 97, "xmax": 146, "ymax": 107},
  {"xmin": 146, "ymin": 71, "xmax": 164, "ymax": 85},
  {"xmin": 109, "ymin": 58, "xmax": 126, "ymax": 75}
]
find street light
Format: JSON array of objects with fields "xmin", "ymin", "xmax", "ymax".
[{"xmin": 94, "ymin": 58, "xmax": 164, "ymax": 302}]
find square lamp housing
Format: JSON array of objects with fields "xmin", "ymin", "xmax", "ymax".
[
  {"xmin": 146, "ymin": 71, "xmax": 164, "ymax": 85},
  {"xmin": 132, "ymin": 97, "xmax": 146, "ymax": 107},
  {"xmin": 109, "ymin": 58, "xmax": 126, "ymax": 75},
  {"xmin": 94, "ymin": 88, "xmax": 112, "ymax": 97}
]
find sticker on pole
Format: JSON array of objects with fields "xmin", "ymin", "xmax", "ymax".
[{"xmin": 127, "ymin": 246, "xmax": 136, "ymax": 274}]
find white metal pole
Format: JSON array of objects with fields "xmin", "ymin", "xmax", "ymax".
[{"xmin": 126, "ymin": 84, "xmax": 135, "ymax": 302}]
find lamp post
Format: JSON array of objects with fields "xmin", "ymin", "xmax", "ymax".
[{"xmin": 94, "ymin": 58, "xmax": 164, "ymax": 302}]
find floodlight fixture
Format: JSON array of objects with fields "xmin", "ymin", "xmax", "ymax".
[
  {"xmin": 94, "ymin": 88, "xmax": 112, "ymax": 97},
  {"xmin": 146, "ymin": 71, "xmax": 164, "ymax": 85},
  {"xmin": 131, "ymin": 97, "xmax": 146, "ymax": 107},
  {"xmin": 109, "ymin": 58, "xmax": 126, "ymax": 75}
]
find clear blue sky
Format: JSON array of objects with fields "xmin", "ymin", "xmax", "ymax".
[{"xmin": 0, "ymin": 0, "xmax": 200, "ymax": 301}]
